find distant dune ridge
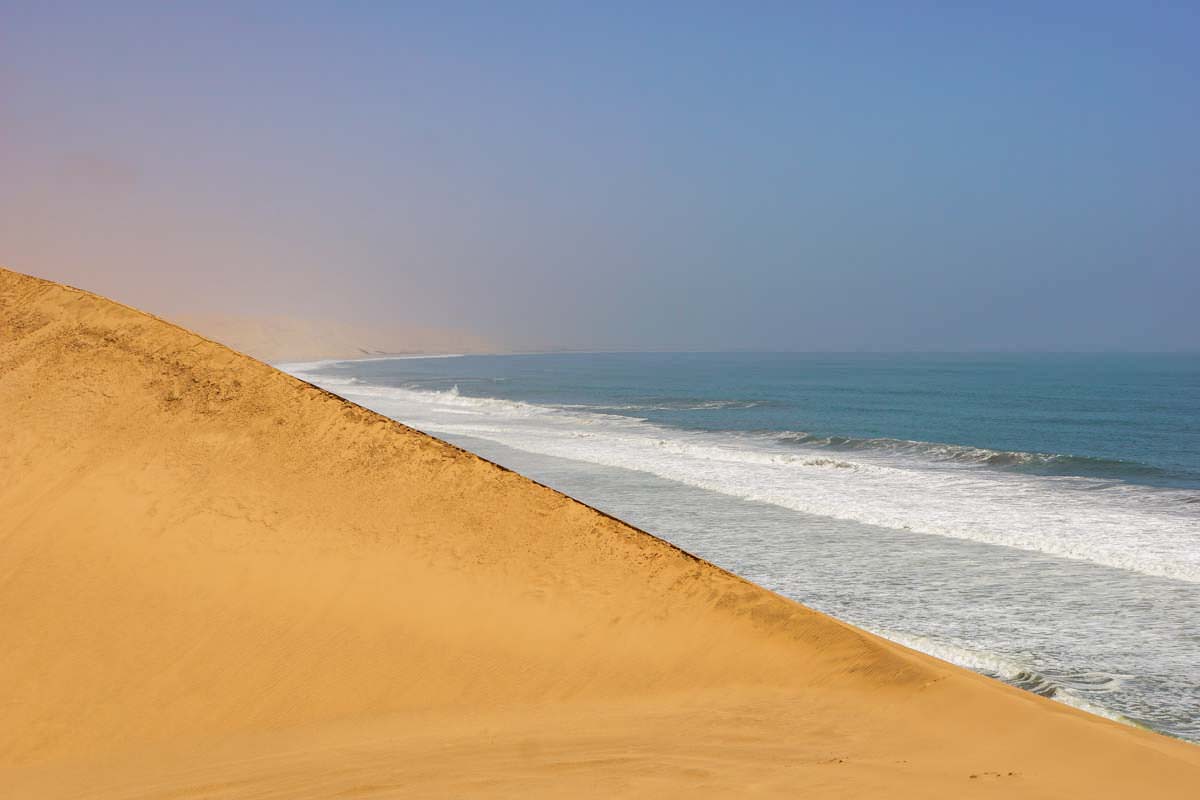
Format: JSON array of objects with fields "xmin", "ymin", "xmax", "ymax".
[
  {"xmin": 0, "ymin": 266, "xmax": 1197, "ymax": 798},
  {"xmin": 172, "ymin": 312, "xmax": 496, "ymax": 362}
]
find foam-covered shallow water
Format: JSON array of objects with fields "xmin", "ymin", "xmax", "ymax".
[{"xmin": 282, "ymin": 352, "xmax": 1200, "ymax": 741}]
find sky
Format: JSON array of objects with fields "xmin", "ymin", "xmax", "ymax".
[{"xmin": 2, "ymin": 2, "xmax": 1198, "ymax": 351}]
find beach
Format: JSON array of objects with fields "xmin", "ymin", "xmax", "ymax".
[
  {"xmin": 3, "ymin": 265, "xmax": 1199, "ymax": 798},
  {"xmin": 283, "ymin": 351, "xmax": 1200, "ymax": 739}
]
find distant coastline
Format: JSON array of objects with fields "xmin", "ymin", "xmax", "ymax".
[{"xmin": 173, "ymin": 312, "xmax": 495, "ymax": 363}]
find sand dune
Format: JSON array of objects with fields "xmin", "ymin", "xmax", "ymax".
[{"xmin": 0, "ymin": 266, "xmax": 1197, "ymax": 798}]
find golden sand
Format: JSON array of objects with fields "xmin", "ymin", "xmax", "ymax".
[{"xmin": 1, "ymin": 266, "xmax": 1197, "ymax": 798}]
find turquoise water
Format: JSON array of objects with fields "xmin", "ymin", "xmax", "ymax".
[
  {"xmin": 284, "ymin": 352, "xmax": 1200, "ymax": 741},
  {"xmin": 337, "ymin": 352, "xmax": 1200, "ymax": 488}
]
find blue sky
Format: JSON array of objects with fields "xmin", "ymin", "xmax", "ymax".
[{"xmin": 2, "ymin": 2, "xmax": 1197, "ymax": 350}]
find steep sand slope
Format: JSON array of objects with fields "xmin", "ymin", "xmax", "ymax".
[{"xmin": 0, "ymin": 266, "xmax": 1197, "ymax": 798}]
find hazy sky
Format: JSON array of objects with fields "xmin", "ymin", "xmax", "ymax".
[{"xmin": 3, "ymin": 2, "xmax": 1198, "ymax": 351}]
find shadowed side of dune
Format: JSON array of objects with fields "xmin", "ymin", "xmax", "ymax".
[{"xmin": 1, "ymin": 267, "xmax": 1197, "ymax": 798}]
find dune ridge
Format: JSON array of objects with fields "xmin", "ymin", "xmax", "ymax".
[{"xmin": 1, "ymin": 266, "xmax": 1197, "ymax": 798}]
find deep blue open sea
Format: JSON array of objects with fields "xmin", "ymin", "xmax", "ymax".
[{"xmin": 283, "ymin": 352, "xmax": 1200, "ymax": 741}]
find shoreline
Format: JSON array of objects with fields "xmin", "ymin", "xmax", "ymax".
[
  {"xmin": 285, "ymin": 357, "xmax": 1200, "ymax": 742},
  {"xmin": 3, "ymin": 266, "xmax": 1198, "ymax": 798}
]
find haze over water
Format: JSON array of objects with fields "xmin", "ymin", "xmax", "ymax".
[
  {"xmin": 5, "ymin": 4, "xmax": 1199, "ymax": 354},
  {"xmin": 5, "ymin": 3, "xmax": 1200, "ymax": 796},
  {"xmin": 287, "ymin": 352, "xmax": 1200, "ymax": 742}
]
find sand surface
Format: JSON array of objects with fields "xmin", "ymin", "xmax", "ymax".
[{"xmin": 1, "ymin": 266, "xmax": 1197, "ymax": 798}]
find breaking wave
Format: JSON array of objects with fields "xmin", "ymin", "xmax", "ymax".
[
  {"xmin": 868, "ymin": 628, "xmax": 1139, "ymax": 728},
  {"xmin": 775, "ymin": 432, "xmax": 1174, "ymax": 480},
  {"xmin": 282, "ymin": 370, "xmax": 1200, "ymax": 584}
]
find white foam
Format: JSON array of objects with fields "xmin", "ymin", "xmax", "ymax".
[
  {"xmin": 284, "ymin": 370, "xmax": 1200, "ymax": 584},
  {"xmin": 867, "ymin": 627, "xmax": 1136, "ymax": 726}
]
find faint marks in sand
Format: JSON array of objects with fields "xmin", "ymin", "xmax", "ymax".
[{"xmin": 968, "ymin": 770, "xmax": 1021, "ymax": 780}]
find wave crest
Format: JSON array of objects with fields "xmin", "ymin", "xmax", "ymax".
[
  {"xmin": 281, "ymin": 368, "xmax": 1200, "ymax": 584},
  {"xmin": 775, "ymin": 432, "xmax": 1167, "ymax": 478}
]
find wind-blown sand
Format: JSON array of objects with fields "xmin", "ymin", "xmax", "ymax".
[{"xmin": 1, "ymin": 266, "xmax": 1197, "ymax": 798}]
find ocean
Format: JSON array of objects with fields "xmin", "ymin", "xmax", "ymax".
[{"xmin": 281, "ymin": 352, "xmax": 1200, "ymax": 741}]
